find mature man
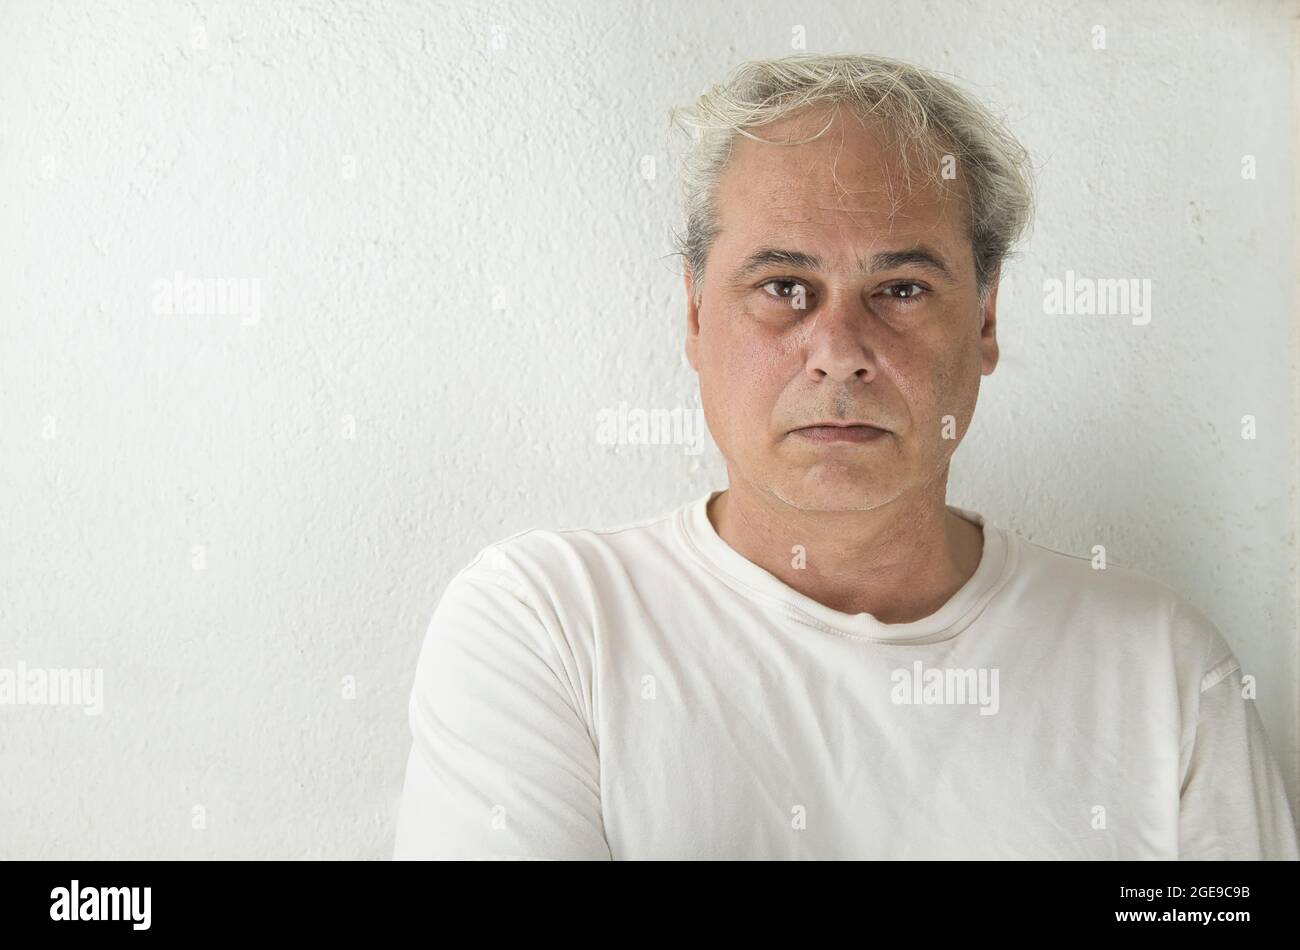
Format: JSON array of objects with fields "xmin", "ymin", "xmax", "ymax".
[{"xmin": 394, "ymin": 54, "xmax": 1299, "ymax": 859}]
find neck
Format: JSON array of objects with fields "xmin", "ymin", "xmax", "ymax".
[{"xmin": 707, "ymin": 469, "xmax": 984, "ymax": 624}]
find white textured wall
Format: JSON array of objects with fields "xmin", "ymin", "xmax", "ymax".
[{"xmin": 1, "ymin": 0, "xmax": 1295, "ymax": 857}]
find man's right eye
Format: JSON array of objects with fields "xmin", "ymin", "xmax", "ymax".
[{"xmin": 759, "ymin": 279, "xmax": 811, "ymax": 306}]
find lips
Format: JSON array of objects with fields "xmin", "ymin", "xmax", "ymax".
[
  {"xmin": 790, "ymin": 423, "xmax": 888, "ymax": 443},
  {"xmin": 793, "ymin": 421, "xmax": 886, "ymax": 431}
]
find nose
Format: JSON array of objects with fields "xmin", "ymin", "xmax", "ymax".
[{"xmin": 803, "ymin": 296, "xmax": 877, "ymax": 384}]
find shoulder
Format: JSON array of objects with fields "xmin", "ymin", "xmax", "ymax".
[
  {"xmin": 452, "ymin": 504, "xmax": 683, "ymax": 607},
  {"xmin": 417, "ymin": 505, "xmax": 683, "ymax": 709},
  {"xmin": 1007, "ymin": 529, "xmax": 1238, "ymax": 685}
]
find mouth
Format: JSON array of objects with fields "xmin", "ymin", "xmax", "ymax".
[{"xmin": 789, "ymin": 422, "xmax": 889, "ymax": 444}]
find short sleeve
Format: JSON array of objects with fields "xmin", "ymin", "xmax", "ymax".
[
  {"xmin": 393, "ymin": 553, "xmax": 612, "ymax": 860},
  {"xmin": 1178, "ymin": 659, "xmax": 1300, "ymax": 860}
]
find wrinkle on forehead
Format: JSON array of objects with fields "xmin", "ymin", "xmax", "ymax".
[{"xmin": 721, "ymin": 106, "xmax": 970, "ymax": 238}]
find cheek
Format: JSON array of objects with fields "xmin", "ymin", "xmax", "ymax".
[
  {"xmin": 914, "ymin": 344, "xmax": 982, "ymax": 437},
  {"xmin": 871, "ymin": 333, "xmax": 959, "ymax": 428},
  {"xmin": 707, "ymin": 309, "xmax": 773, "ymax": 378},
  {"xmin": 699, "ymin": 312, "xmax": 791, "ymax": 433},
  {"xmin": 943, "ymin": 339, "xmax": 984, "ymax": 403}
]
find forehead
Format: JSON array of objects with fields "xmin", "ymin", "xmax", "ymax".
[{"xmin": 713, "ymin": 107, "xmax": 970, "ymax": 258}]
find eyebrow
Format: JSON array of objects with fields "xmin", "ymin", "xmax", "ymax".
[{"xmin": 725, "ymin": 245, "xmax": 957, "ymax": 286}]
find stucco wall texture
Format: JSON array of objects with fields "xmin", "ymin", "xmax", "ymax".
[{"xmin": 0, "ymin": 0, "xmax": 1296, "ymax": 857}]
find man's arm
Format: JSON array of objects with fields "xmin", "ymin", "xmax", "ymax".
[
  {"xmin": 1178, "ymin": 658, "xmax": 1299, "ymax": 859},
  {"xmin": 393, "ymin": 554, "xmax": 612, "ymax": 860}
]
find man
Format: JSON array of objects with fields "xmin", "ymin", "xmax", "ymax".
[{"xmin": 393, "ymin": 54, "xmax": 1299, "ymax": 859}]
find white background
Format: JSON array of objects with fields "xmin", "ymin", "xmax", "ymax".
[{"xmin": 1, "ymin": 0, "xmax": 1295, "ymax": 857}]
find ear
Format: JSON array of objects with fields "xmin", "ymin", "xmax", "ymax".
[
  {"xmin": 684, "ymin": 270, "xmax": 701, "ymax": 372},
  {"xmin": 979, "ymin": 269, "xmax": 1000, "ymax": 376}
]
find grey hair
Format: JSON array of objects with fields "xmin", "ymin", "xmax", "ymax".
[{"xmin": 668, "ymin": 53, "xmax": 1035, "ymax": 309}]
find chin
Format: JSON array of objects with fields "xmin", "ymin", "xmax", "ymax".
[{"xmin": 767, "ymin": 469, "xmax": 897, "ymax": 512}]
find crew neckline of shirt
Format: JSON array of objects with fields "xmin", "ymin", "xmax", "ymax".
[{"xmin": 674, "ymin": 488, "xmax": 1018, "ymax": 644}]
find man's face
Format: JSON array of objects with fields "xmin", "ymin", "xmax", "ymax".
[{"xmin": 684, "ymin": 106, "xmax": 1000, "ymax": 512}]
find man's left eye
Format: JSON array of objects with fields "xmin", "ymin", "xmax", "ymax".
[{"xmin": 882, "ymin": 282, "xmax": 926, "ymax": 301}]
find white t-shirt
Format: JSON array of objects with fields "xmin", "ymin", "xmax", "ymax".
[{"xmin": 394, "ymin": 490, "xmax": 1300, "ymax": 860}]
